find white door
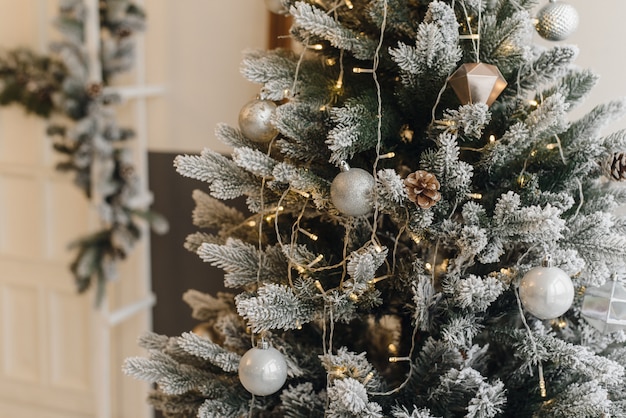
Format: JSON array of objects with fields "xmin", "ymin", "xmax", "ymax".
[{"xmin": 0, "ymin": 2, "xmax": 153, "ymax": 417}]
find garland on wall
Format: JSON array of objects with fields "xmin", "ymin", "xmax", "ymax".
[{"xmin": 0, "ymin": 0, "xmax": 167, "ymax": 305}]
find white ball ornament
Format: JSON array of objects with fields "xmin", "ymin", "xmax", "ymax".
[
  {"xmin": 238, "ymin": 99, "xmax": 279, "ymax": 143},
  {"xmin": 519, "ymin": 256, "xmax": 575, "ymax": 320},
  {"xmin": 330, "ymin": 162, "xmax": 376, "ymax": 217},
  {"xmin": 238, "ymin": 341, "xmax": 287, "ymax": 396}
]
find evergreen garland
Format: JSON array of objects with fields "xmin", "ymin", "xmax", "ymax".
[{"xmin": 0, "ymin": 0, "xmax": 167, "ymax": 305}]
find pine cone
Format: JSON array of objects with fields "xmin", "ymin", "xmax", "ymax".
[
  {"xmin": 86, "ymin": 82, "xmax": 103, "ymax": 98},
  {"xmin": 404, "ymin": 170, "xmax": 441, "ymax": 209},
  {"xmin": 604, "ymin": 152, "xmax": 626, "ymax": 181}
]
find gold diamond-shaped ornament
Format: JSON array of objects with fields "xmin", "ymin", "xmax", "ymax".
[{"xmin": 449, "ymin": 63, "xmax": 507, "ymax": 107}]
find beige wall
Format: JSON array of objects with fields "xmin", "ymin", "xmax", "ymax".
[
  {"xmin": 545, "ymin": 0, "xmax": 626, "ymax": 132},
  {"xmin": 143, "ymin": 1, "xmax": 270, "ymax": 155}
]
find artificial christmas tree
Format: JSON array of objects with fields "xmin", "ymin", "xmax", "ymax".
[{"xmin": 125, "ymin": 0, "xmax": 626, "ymax": 416}]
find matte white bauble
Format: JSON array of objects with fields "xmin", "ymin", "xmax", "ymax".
[
  {"xmin": 238, "ymin": 99, "xmax": 279, "ymax": 143},
  {"xmin": 519, "ymin": 264, "xmax": 574, "ymax": 320},
  {"xmin": 238, "ymin": 344, "xmax": 287, "ymax": 396},
  {"xmin": 330, "ymin": 163, "xmax": 375, "ymax": 217}
]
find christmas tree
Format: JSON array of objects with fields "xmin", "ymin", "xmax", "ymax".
[{"xmin": 124, "ymin": 0, "xmax": 626, "ymax": 416}]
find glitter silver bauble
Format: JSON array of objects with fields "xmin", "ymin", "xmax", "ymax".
[
  {"xmin": 535, "ymin": 0, "xmax": 579, "ymax": 41},
  {"xmin": 519, "ymin": 258, "xmax": 574, "ymax": 320},
  {"xmin": 238, "ymin": 99, "xmax": 279, "ymax": 143},
  {"xmin": 264, "ymin": 0, "xmax": 288, "ymax": 15},
  {"xmin": 238, "ymin": 342, "xmax": 287, "ymax": 396},
  {"xmin": 330, "ymin": 163, "xmax": 375, "ymax": 217}
]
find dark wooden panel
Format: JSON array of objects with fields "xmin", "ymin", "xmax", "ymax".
[{"xmin": 148, "ymin": 151, "xmax": 227, "ymax": 337}]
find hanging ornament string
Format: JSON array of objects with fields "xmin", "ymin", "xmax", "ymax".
[
  {"xmin": 368, "ymin": 0, "xmax": 422, "ymax": 397},
  {"xmin": 369, "ymin": 0, "xmax": 388, "ymax": 248},
  {"xmin": 458, "ymin": 0, "xmax": 481, "ymax": 63},
  {"xmin": 515, "ymin": 285, "xmax": 547, "ymax": 398},
  {"xmin": 430, "ymin": 0, "xmax": 483, "ymax": 125}
]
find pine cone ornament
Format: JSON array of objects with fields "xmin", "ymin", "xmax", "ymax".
[
  {"xmin": 604, "ymin": 152, "xmax": 626, "ymax": 181},
  {"xmin": 404, "ymin": 170, "xmax": 441, "ymax": 209},
  {"xmin": 86, "ymin": 82, "xmax": 103, "ymax": 98}
]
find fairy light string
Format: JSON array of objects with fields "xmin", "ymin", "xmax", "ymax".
[{"xmin": 369, "ymin": 0, "xmax": 388, "ymax": 248}]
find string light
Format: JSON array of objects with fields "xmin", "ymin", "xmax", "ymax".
[
  {"xmin": 299, "ymin": 228, "xmax": 319, "ymax": 241},
  {"xmin": 326, "ymin": 57, "xmax": 336, "ymax": 66},
  {"xmin": 379, "ymin": 151, "xmax": 395, "ymax": 159},
  {"xmin": 368, "ymin": 275, "xmax": 389, "ymax": 285},
  {"xmin": 349, "ymin": 293, "xmax": 359, "ymax": 302},
  {"xmin": 363, "ymin": 372, "xmax": 374, "ymax": 384},
  {"xmin": 330, "ymin": 366, "xmax": 348, "ymax": 377},
  {"xmin": 539, "ymin": 366, "xmax": 547, "ymax": 397},
  {"xmin": 400, "ymin": 125, "xmax": 414, "ymax": 143},
  {"xmin": 517, "ymin": 175, "xmax": 529, "ymax": 187},
  {"xmin": 467, "ymin": 193, "xmax": 483, "ymax": 200},
  {"xmin": 314, "ymin": 280, "xmax": 326, "ymax": 294},
  {"xmin": 307, "ymin": 254, "xmax": 324, "ymax": 268},
  {"xmin": 374, "ymin": 244, "xmax": 384, "ymax": 253},
  {"xmin": 388, "ymin": 343, "xmax": 398, "ymax": 355},
  {"xmin": 546, "ymin": 143, "xmax": 558, "ymax": 150},
  {"xmin": 352, "ymin": 67, "xmax": 374, "ymax": 74},
  {"xmin": 388, "ymin": 356, "xmax": 411, "ymax": 363},
  {"xmin": 489, "ymin": 134, "xmax": 496, "ymax": 143},
  {"xmin": 459, "ymin": 34, "xmax": 480, "ymax": 40},
  {"xmin": 528, "ymin": 99, "xmax": 539, "ymax": 107},
  {"xmin": 425, "ymin": 262, "xmax": 433, "ymax": 271},
  {"xmin": 246, "ymin": 220, "xmax": 257, "ymax": 227},
  {"xmin": 292, "ymin": 189, "xmax": 311, "ymax": 198},
  {"xmin": 308, "ymin": 44, "xmax": 324, "ymax": 51}
]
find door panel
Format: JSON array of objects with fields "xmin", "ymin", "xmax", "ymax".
[{"xmin": 0, "ymin": 1, "xmax": 153, "ymax": 417}]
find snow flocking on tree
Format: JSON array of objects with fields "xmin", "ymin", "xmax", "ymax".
[{"xmin": 124, "ymin": 0, "xmax": 626, "ymax": 416}]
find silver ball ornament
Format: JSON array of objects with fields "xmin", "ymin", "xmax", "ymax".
[
  {"xmin": 519, "ymin": 262, "xmax": 575, "ymax": 320},
  {"xmin": 330, "ymin": 164, "xmax": 375, "ymax": 217},
  {"xmin": 535, "ymin": 0, "xmax": 579, "ymax": 41},
  {"xmin": 238, "ymin": 344, "xmax": 287, "ymax": 396},
  {"xmin": 238, "ymin": 99, "xmax": 279, "ymax": 143}
]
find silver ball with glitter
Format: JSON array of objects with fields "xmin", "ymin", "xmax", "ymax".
[
  {"xmin": 535, "ymin": 0, "xmax": 579, "ymax": 41},
  {"xmin": 330, "ymin": 162, "xmax": 375, "ymax": 217},
  {"xmin": 238, "ymin": 99, "xmax": 279, "ymax": 143}
]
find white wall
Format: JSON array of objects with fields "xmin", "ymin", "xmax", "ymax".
[
  {"xmin": 142, "ymin": 1, "xmax": 270, "ymax": 155},
  {"xmin": 541, "ymin": 0, "xmax": 626, "ymax": 133}
]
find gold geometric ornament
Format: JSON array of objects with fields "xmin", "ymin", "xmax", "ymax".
[{"xmin": 449, "ymin": 63, "xmax": 507, "ymax": 107}]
